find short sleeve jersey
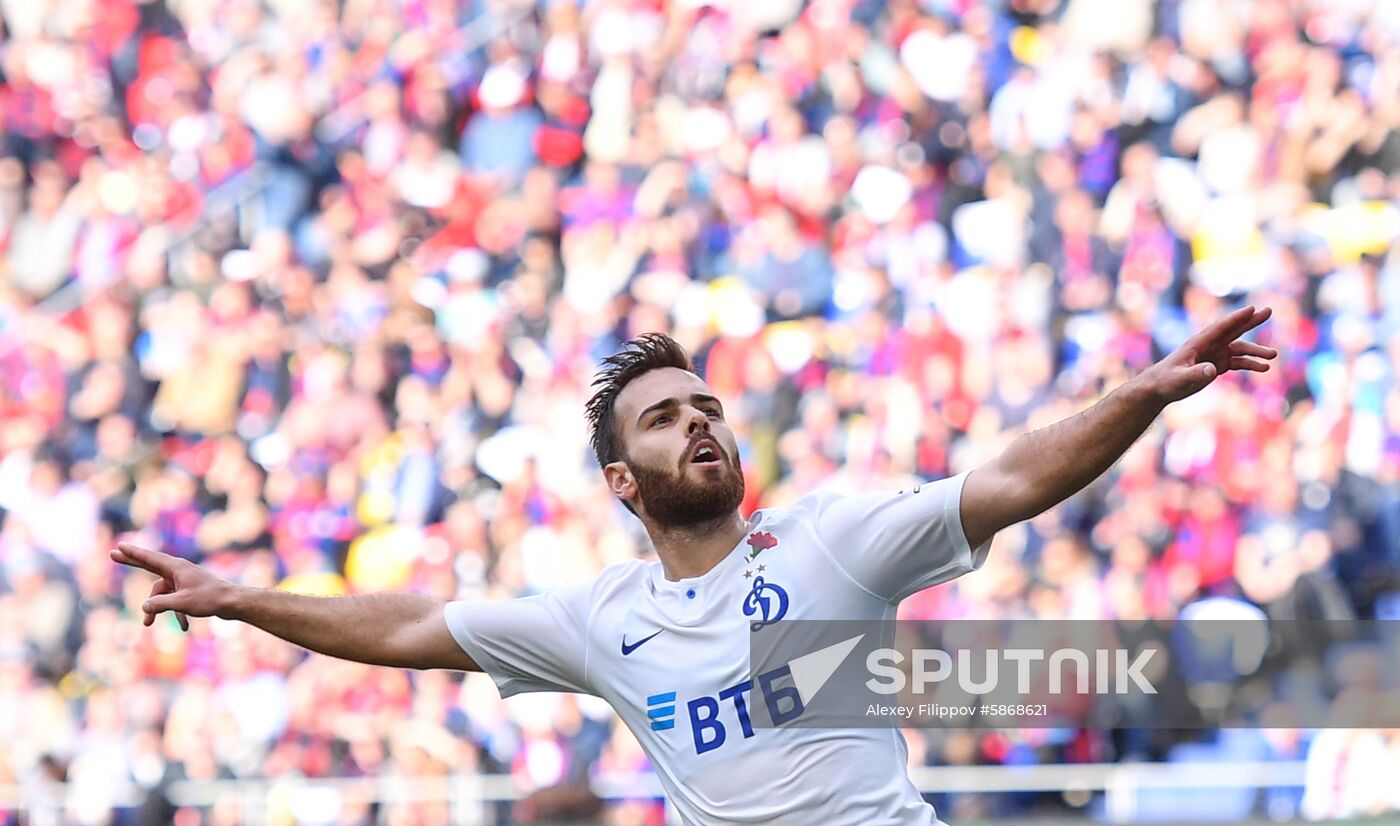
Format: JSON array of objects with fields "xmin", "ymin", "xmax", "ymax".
[{"xmin": 445, "ymin": 470, "xmax": 992, "ymax": 825}]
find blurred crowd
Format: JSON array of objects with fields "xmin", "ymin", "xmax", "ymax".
[{"xmin": 1, "ymin": 0, "xmax": 1399, "ymax": 822}]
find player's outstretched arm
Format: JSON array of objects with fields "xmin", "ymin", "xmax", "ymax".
[
  {"xmin": 959, "ymin": 305, "xmax": 1277, "ymax": 549},
  {"xmin": 110, "ymin": 542, "xmax": 479, "ymax": 672}
]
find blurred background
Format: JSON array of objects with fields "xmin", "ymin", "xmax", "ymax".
[{"xmin": 0, "ymin": 0, "xmax": 1398, "ymax": 822}]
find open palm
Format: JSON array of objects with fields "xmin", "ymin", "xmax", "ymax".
[{"xmin": 1145, "ymin": 305, "xmax": 1277, "ymax": 403}]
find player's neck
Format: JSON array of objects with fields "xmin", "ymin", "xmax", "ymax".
[{"xmin": 645, "ymin": 510, "xmax": 749, "ymax": 581}]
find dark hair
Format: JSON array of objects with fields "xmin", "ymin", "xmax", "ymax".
[{"xmin": 585, "ymin": 332, "xmax": 696, "ymax": 473}]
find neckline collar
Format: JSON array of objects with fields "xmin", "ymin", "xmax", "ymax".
[{"xmin": 647, "ymin": 510, "xmax": 763, "ymax": 593}]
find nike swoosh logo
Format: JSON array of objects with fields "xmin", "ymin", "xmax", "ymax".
[{"xmin": 621, "ymin": 629, "xmax": 664, "ymax": 656}]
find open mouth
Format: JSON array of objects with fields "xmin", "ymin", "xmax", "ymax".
[{"xmin": 689, "ymin": 440, "xmax": 722, "ymax": 466}]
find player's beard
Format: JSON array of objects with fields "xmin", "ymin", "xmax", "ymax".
[{"xmin": 627, "ymin": 445, "xmax": 745, "ymax": 528}]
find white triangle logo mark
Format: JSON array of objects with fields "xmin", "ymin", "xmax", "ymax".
[{"xmin": 789, "ymin": 634, "xmax": 865, "ymax": 705}]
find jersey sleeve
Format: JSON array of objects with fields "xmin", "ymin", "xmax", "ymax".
[
  {"xmin": 443, "ymin": 579, "xmax": 596, "ymax": 697},
  {"xmin": 804, "ymin": 469, "xmax": 992, "ymax": 603}
]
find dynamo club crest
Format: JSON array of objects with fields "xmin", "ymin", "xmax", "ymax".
[{"xmin": 743, "ymin": 576, "xmax": 789, "ymax": 631}]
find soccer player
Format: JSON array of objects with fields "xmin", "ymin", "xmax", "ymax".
[{"xmin": 114, "ymin": 306, "xmax": 1275, "ymax": 824}]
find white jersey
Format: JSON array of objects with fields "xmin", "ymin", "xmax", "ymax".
[{"xmin": 445, "ymin": 470, "xmax": 992, "ymax": 825}]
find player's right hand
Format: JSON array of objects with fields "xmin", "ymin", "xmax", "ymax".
[{"xmin": 110, "ymin": 542, "xmax": 233, "ymax": 632}]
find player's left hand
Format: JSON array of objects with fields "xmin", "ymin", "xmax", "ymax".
[{"xmin": 1140, "ymin": 305, "xmax": 1277, "ymax": 404}]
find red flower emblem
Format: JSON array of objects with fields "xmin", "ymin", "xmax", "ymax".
[{"xmin": 746, "ymin": 531, "xmax": 778, "ymax": 558}]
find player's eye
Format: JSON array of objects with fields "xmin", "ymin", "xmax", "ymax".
[
  {"xmin": 651, "ymin": 415, "xmax": 670, "ymax": 427},
  {"xmin": 705, "ymin": 408, "xmax": 722, "ymax": 419}
]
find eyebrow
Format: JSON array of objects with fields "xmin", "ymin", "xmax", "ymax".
[{"xmin": 635, "ymin": 393, "xmax": 723, "ymax": 427}]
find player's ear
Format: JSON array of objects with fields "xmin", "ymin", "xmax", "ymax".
[{"xmin": 603, "ymin": 461, "xmax": 637, "ymax": 506}]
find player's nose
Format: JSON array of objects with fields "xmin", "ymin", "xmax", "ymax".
[{"xmin": 684, "ymin": 406, "xmax": 710, "ymax": 436}]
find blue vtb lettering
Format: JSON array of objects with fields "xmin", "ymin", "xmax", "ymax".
[
  {"xmin": 718, "ymin": 680, "xmax": 754, "ymax": 739},
  {"xmin": 688, "ymin": 696, "xmax": 725, "ymax": 754},
  {"xmin": 759, "ymin": 665, "xmax": 804, "ymax": 725},
  {"xmin": 685, "ymin": 669, "xmax": 805, "ymax": 755}
]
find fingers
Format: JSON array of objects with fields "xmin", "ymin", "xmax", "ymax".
[
  {"xmin": 1187, "ymin": 305, "xmax": 1273, "ymax": 352},
  {"xmin": 111, "ymin": 543, "xmax": 176, "ymax": 579},
  {"xmin": 1218, "ymin": 305, "xmax": 1269, "ymax": 342},
  {"xmin": 1229, "ymin": 340, "xmax": 1278, "ymax": 360},
  {"xmin": 1172, "ymin": 360, "xmax": 1218, "ymax": 400},
  {"xmin": 1229, "ymin": 356, "xmax": 1272, "ymax": 372},
  {"xmin": 145, "ymin": 578, "xmax": 172, "ymax": 627},
  {"xmin": 141, "ymin": 579, "xmax": 191, "ymax": 631},
  {"xmin": 145, "ymin": 593, "xmax": 184, "ymax": 618},
  {"xmin": 1185, "ymin": 305, "xmax": 1255, "ymax": 350},
  {"xmin": 1239, "ymin": 305, "xmax": 1272, "ymax": 336},
  {"xmin": 1185, "ymin": 361, "xmax": 1217, "ymax": 393},
  {"xmin": 116, "ymin": 544, "xmax": 193, "ymax": 632}
]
